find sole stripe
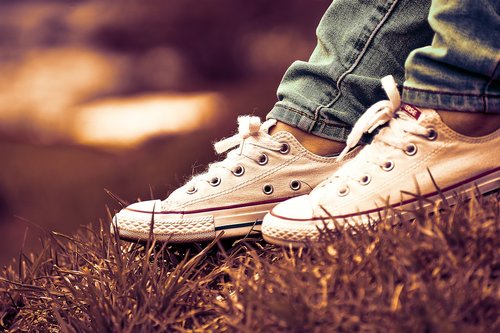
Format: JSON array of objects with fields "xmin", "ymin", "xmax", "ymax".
[{"xmin": 215, "ymin": 220, "xmax": 263, "ymax": 231}]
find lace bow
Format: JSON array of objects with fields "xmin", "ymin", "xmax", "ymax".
[
  {"xmin": 337, "ymin": 75, "xmax": 400, "ymax": 161},
  {"xmin": 185, "ymin": 116, "xmax": 281, "ymax": 187},
  {"xmin": 214, "ymin": 116, "xmax": 279, "ymax": 155}
]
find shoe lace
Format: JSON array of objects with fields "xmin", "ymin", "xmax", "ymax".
[
  {"xmin": 187, "ymin": 116, "xmax": 282, "ymax": 187},
  {"xmin": 336, "ymin": 75, "xmax": 401, "ymax": 161},
  {"xmin": 321, "ymin": 75, "xmax": 430, "ymax": 195}
]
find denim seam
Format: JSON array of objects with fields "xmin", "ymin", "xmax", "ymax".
[
  {"xmin": 273, "ymin": 103, "xmax": 350, "ymax": 127},
  {"xmin": 322, "ymin": 0, "xmax": 400, "ymax": 111},
  {"xmin": 403, "ymin": 86, "xmax": 500, "ymax": 97},
  {"xmin": 274, "ymin": 103, "xmax": 315, "ymax": 121},
  {"xmin": 311, "ymin": 107, "xmax": 321, "ymax": 132},
  {"xmin": 483, "ymin": 60, "xmax": 500, "ymax": 113},
  {"xmin": 403, "ymin": 86, "xmax": 500, "ymax": 112}
]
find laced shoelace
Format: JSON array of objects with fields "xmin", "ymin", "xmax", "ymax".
[
  {"xmin": 322, "ymin": 75, "xmax": 433, "ymax": 196},
  {"xmin": 185, "ymin": 116, "xmax": 283, "ymax": 192}
]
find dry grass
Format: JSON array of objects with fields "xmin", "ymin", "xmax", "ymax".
[{"xmin": 1, "ymin": 193, "xmax": 499, "ymax": 332}]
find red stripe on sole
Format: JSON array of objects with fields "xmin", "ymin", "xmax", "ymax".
[{"xmin": 270, "ymin": 167, "xmax": 500, "ymax": 222}]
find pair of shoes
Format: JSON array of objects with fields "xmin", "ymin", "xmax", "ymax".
[
  {"xmin": 112, "ymin": 115, "xmax": 359, "ymax": 242},
  {"xmin": 112, "ymin": 76, "xmax": 500, "ymax": 246}
]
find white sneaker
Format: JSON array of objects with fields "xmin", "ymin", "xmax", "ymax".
[
  {"xmin": 262, "ymin": 76, "xmax": 500, "ymax": 247},
  {"xmin": 112, "ymin": 116, "xmax": 357, "ymax": 242}
]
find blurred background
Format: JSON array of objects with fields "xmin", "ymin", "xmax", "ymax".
[{"xmin": 0, "ymin": 0, "xmax": 329, "ymax": 264}]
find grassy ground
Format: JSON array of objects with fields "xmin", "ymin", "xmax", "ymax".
[{"xmin": 1, "ymin": 193, "xmax": 499, "ymax": 332}]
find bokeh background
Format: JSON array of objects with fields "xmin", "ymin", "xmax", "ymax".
[{"xmin": 0, "ymin": 0, "xmax": 330, "ymax": 264}]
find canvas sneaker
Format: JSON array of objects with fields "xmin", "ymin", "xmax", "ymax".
[
  {"xmin": 112, "ymin": 115, "xmax": 357, "ymax": 242},
  {"xmin": 262, "ymin": 75, "xmax": 500, "ymax": 247}
]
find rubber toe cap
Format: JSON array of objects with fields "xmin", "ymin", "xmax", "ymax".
[
  {"xmin": 269, "ymin": 195, "xmax": 315, "ymax": 220},
  {"xmin": 123, "ymin": 199, "xmax": 162, "ymax": 213}
]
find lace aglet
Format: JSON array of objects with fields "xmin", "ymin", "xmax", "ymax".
[
  {"xmin": 238, "ymin": 139, "xmax": 244, "ymax": 155},
  {"xmin": 336, "ymin": 146, "xmax": 350, "ymax": 162}
]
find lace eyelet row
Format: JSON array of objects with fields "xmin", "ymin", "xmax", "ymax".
[
  {"xmin": 337, "ymin": 175, "xmax": 370, "ymax": 196},
  {"xmin": 188, "ymin": 180, "xmax": 302, "ymax": 195},
  {"xmin": 334, "ymin": 128, "xmax": 438, "ymax": 197},
  {"xmin": 258, "ymin": 141, "xmax": 290, "ymax": 166},
  {"xmin": 263, "ymin": 180, "xmax": 302, "ymax": 195},
  {"xmin": 186, "ymin": 141, "xmax": 291, "ymax": 194},
  {"xmin": 186, "ymin": 176, "xmax": 222, "ymax": 193},
  {"xmin": 337, "ymin": 159, "xmax": 396, "ymax": 197},
  {"xmin": 336, "ymin": 161, "xmax": 391, "ymax": 197}
]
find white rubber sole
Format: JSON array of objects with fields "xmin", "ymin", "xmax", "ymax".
[
  {"xmin": 262, "ymin": 168, "xmax": 500, "ymax": 247},
  {"xmin": 112, "ymin": 200, "xmax": 285, "ymax": 243}
]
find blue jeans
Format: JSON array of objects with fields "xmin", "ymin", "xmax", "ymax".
[{"xmin": 267, "ymin": 0, "xmax": 500, "ymax": 142}]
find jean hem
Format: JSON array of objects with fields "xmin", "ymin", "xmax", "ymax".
[
  {"xmin": 267, "ymin": 103, "xmax": 352, "ymax": 142},
  {"xmin": 402, "ymin": 86, "xmax": 500, "ymax": 113}
]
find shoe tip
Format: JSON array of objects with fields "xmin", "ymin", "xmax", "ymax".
[
  {"xmin": 124, "ymin": 199, "xmax": 162, "ymax": 213},
  {"xmin": 270, "ymin": 195, "xmax": 315, "ymax": 220}
]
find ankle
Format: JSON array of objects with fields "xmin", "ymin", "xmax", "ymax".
[
  {"xmin": 270, "ymin": 121, "xmax": 345, "ymax": 156},
  {"xmin": 436, "ymin": 110, "xmax": 500, "ymax": 137}
]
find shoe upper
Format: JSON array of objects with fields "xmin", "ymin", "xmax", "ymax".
[
  {"xmin": 125, "ymin": 116, "xmax": 357, "ymax": 215},
  {"xmin": 270, "ymin": 76, "xmax": 500, "ymax": 223}
]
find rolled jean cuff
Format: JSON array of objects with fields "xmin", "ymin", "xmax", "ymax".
[
  {"xmin": 402, "ymin": 87, "xmax": 500, "ymax": 113},
  {"xmin": 267, "ymin": 102, "xmax": 352, "ymax": 143}
]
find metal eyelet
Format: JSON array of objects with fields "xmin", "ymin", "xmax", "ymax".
[
  {"xmin": 382, "ymin": 160, "xmax": 395, "ymax": 171},
  {"xmin": 337, "ymin": 186, "xmax": 350, "ymax": 197},
  {"xmin": 426, "ymin": 128, "xmax": 438, "ymax": 141},
  {"xmin": 257, "ymin": 153, "xmax": 269, "ymax": 165},
  {"xmin": 263, "ymin": 184, "xmax": 274, "ymax": 195},
  {"xmin": 209, "ymin": 177, "xmax": 221, "ymax": 187},
  {"xmin": 186, "ymin": 185, "xmax": 197, "ymax": 194},
  {"xmin": 279, "ymin": 143, "xmax": 290, "ymax": 154},
  {"xmin": 290, "ymin": 180, "xmax": 301, "ymax": 191},
  {"xmin": 232, "ymin": 165, "xmax": 245, "ymax": 177},
  {"xmin": 404, "ymin": 143, "xmax": 418, "ymax": 156},
  {"xmin": 359, "ymin": 174, "xmax": 371, "ymax": 186}
]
